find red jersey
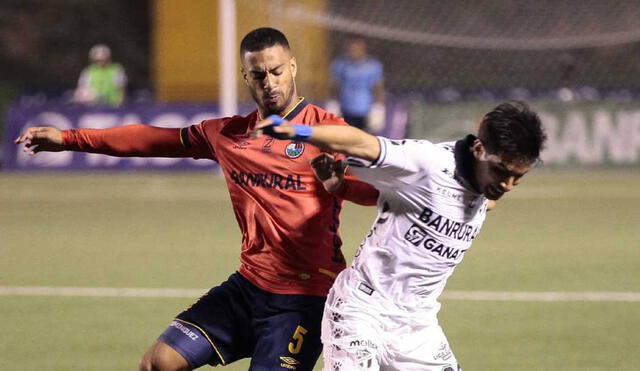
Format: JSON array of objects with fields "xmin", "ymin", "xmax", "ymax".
[{"xmin": 63, "ymin": 98, "xmax": 379, "ymax": 296}]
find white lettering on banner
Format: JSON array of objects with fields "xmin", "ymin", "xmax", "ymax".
[
  {"xmin": 147, "ymin": 113, "xmax": 186, "ymax": 166},
  {"xmin": 10, "ymin": 108, "xmax": 225, "ymax": 169},
  {"xmin": 120, "ymin": 113, "xmax": 143, "ymax": 126},
  {"xmin": 540, "ymin": 113, "xmax": 562, "ymax": 163},
  {"xmin": 79, "ymin": 113, "xmax": 122, "ymax": 166},
  {"xmin": 17, "ymin": 112, "xmax": 73, "ymax": 167},
  {"xmin": 628, "ymin": 111, "xmax": 640, "ymax": 162},
  {"xmin": 541, "ymin": 109, "xmax": 640, "ymax": 165},
  {"xmin": 117, "ymin": 113, "xmax": 149, "ymax": 167},
  {"xmin": 563, "ymin": 111, "xmax": 592, "ymax": 163},
  {"xmin": 592, "ymin": 110, "xmax": 627, "ymax": 163},
  {"xmin": 187, "ymin": 112, "xmax": 218, "ymax": 166},
  {"xmin": 189, "ymin": 112, "xmax": 218, "ymax": 125}
]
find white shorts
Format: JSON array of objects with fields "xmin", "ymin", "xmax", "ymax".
[{"xmin": 321, "ymin": 270, "xmax": 460, "ymax": 371}]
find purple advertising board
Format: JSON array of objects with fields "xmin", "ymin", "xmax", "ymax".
[
  {"xmin": 3, "ymin": 101, "xmax": 407, "ymax": 171},
  {"xmin": 3, "ymin": 102, "xmax": 229, "ymax": 171}
]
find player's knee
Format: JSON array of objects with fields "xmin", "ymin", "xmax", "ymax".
[
  {"xmin": 138, "ymin": 356, "xmax": 152, "ymax": 371},
  {"xmin": 139, "ymin": 346, "xmax": 154, "ymax": 371},
  {"xmin": 147, "ymin": 343, "xmax": 191, "ymax": 371},
  {"xmin": 148, "ymin": 355, "xmax": 190, "ymax": 371}
]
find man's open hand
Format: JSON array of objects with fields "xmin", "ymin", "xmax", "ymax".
[
  {"xmin": 310, "ymin": 153, "xmax": 347, "ymax": 193},
  {"xmin": 15, "ymin": 127, "xmax": 64, "ymax": 155}
]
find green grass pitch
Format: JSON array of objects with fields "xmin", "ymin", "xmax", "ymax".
[{"xmin": 1, "ymin": 170, "xmax": 639, "ymax": 370}]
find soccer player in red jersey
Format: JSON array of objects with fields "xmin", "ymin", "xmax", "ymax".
[{"xmin": 15, "ymin": 28, "xmax": 379, "ymax": 371}]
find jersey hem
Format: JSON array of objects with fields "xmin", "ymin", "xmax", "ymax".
[{"xmin": 237, "ymin": 269, "xmax": 331, "ymax": 297}]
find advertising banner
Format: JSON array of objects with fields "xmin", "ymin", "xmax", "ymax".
[
  {"xmin": 408, "ymin": 100, "xmax": 640, "ymax": 166},
  {"xmin": 3, "ymin": 103, "xmax": 226, "ymax": 171},
  {"xmin": 3, "ymin": 101, "xmax": 408, "ymax": 170}
]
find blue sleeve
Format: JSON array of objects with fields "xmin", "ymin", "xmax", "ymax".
[
  {"xmin": 330, "ymin": 59, "xmax": 343, "ymax": 81},
  {"xmin": 371, "ymin": 60, "xmax": 383, "ymax": 84}
]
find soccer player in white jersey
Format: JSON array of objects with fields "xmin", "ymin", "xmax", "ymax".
[{"xmin": 254, "ymin": 101, "xmax": 547, "ymax": 371}]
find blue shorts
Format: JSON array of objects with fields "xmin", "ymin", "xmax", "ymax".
[{"xmin": 158, "ymin": 272, "xmax": 326, "ymax": 370}]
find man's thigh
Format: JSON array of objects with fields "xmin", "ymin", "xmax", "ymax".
[
  {"xmin": 158, "ymin": 273, "xmax": 254, "ymax": 368},
  {"xmin": 250, "ymin": 293, "xmax": 327, "ymax": 371},
  {"xmin": 139, "ymin": 341, "xmax": 191, "ymax": 371},
  {"xmin": 321, "ymin": 288, "xmax": 383, "ymax": 371},
  {"xmin": 384, "ymin": 324, "xmax": 461, "ymax": 371}
]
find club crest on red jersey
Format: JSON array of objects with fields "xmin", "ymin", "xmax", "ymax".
[{"xmin": 285, "ymin": 141, "xmax": 304, "ymax": 159}]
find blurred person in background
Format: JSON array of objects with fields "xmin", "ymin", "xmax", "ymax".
[
  {"xmin": 327, "ymin": 38, "xmax": 385, "ymax": 133},
  {"xmin": 73, "ymin": 43, "xmax": 127, "ymax": 107},
  {"xmin": 16, "ymin": 27, "xmax": 378, "ymax": 371}
]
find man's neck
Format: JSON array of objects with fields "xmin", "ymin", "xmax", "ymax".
[{"xmin": 454, "ymin": 135, "xmax": 481, "ymax": 194}]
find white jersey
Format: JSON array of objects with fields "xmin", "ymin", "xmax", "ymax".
[{"xmin": 345, "ymin": 136, "xmax": 489, "ymax": 316}]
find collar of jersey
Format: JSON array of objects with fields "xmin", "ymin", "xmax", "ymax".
[
  {"xmin": 453, "ymin": 134, "xmax": 481, "ymax": 194},
  {"xmin": 256, "ymin": 97, "xmax": 308, "ymax": 122}
]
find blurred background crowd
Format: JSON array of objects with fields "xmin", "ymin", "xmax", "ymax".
[{"xmin": 2, "ymin": 0, "xmax": 640, "ymax": 169}]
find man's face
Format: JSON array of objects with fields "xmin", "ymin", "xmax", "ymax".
[
  {"xmin": 346, "ymin": 40, "xmax": 366, "ymax": 61},
  {"xmin": 241, "ymin": 45, "xmax": 297, "ymax": 116},
  {"xmin": 472, "ymin": 139, "xmax": 532, "ymax": 201},
  {"xmin": 95, "ymin": 58, "xmax": 110, "ymax": 67}
]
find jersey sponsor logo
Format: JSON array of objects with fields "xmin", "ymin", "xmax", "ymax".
[
  {"xmin": 349, "ymin": 338, "xmax": 378, "ymax": 349},
  {"xmin": 405, "ymin": 224, "xmax": 463, "ymax": 260},
  {"xmin": 285, "ymin": 141, "xmax": 305, "ymax": 158},
  {"xmin": 418, "ymin": 207, "xmax": 480, "ymax": 242},
  {"xmin": 230, "ymin": 171, "xmax": 307, "ymax": 191}
]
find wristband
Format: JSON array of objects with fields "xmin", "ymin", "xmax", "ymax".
[
  {"xmin": 291, "ymin": 124, "xmax": 313, "ymax": 141},
  {"xmin": 267, "ymin": 114, "xmax": 284, "ymax": 126},
  {"xmin": 263, "ymin": 115, "xmax": 285, "ymax": 138},
  {"xmin": 263, "ymin": 115, "xmax": 313, "ymax": 141}
]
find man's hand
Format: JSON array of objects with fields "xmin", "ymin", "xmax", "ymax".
[
  {"xmin": 252, "ymin": 116, "xmax": 296, "ymax": 140},
  {"xmin": 14, "ymin": 127, "xmax": 64, "ymax": 155},
  {"xmin": 310, "ymin": 153, "xmax": 347, "ymax": 193},
  {"xmin": 252, "ymin": 115, "xmax": 313, "ymax": 141}
]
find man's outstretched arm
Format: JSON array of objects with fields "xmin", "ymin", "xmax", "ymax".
[
  {"xmin": 254, "ymin": 116, "xmax": 381, "ymax": 162},
  {"xmin": 15, "ymin": 124, "xmax": 197, "ymax": 158}
]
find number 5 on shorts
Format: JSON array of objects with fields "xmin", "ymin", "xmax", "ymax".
[{"xmin": 288, "ymin": 325, "xmax": 308, "ymax": 354}]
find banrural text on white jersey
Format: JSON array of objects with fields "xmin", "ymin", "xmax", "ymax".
[{"xmin": 345, "ymin": 136, "xmax": 490, "ymax": 317}]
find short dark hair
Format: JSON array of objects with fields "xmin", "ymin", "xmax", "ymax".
[
  {"xmin": 240, "ymin": 27, "xmax": 290, "ymax": 57},
  {"xmin": 478, "ymin": 101, "xmax": 547, "ymax": 164}
]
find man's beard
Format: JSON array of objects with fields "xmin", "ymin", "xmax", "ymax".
[{"xmin": 253, "ymin": 86, "xmax": 294, "ymax": 117}]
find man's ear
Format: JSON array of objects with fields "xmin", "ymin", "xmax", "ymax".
[
  {"xmin": 290, "ymin": 56, "xmax": 297, "ymax": 79},
  {"xmin": 240, "ymin": 66, "xmax": 249, "ymax": 86},
  {"xmin": 472, "ymin": 138, "xmax": 485, "ymax": 160}
]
